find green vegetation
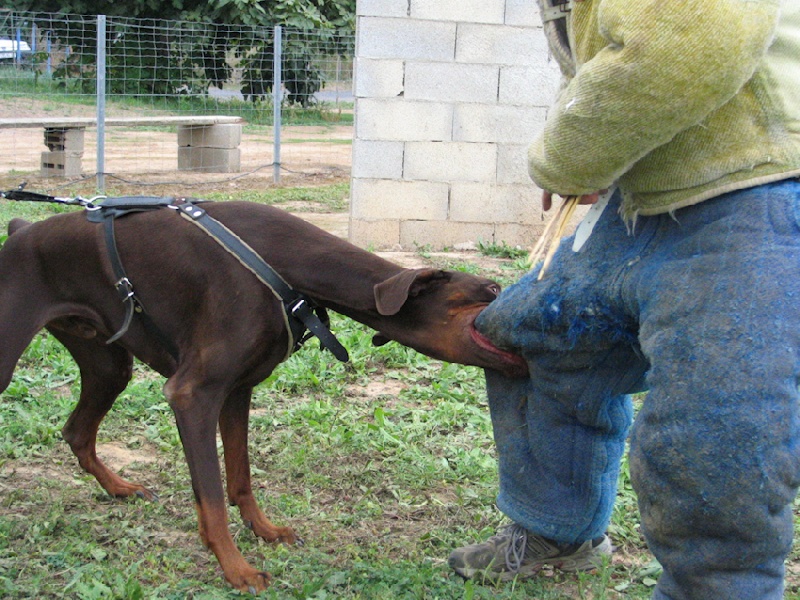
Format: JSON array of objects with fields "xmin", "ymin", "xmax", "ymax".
[
  {"xmin": 203, "ymin": 182, "xmax": 350, "ymax": 212},
  {"xmin": 0, "ymin": 67, "xmax": 353, "ymax": 127},
  {"xmin": 0, "ymin": 317, "xmax": 661, "ymax": 599}
]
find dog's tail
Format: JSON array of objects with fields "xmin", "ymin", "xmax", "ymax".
[{"xmin": 8, "ymin": 218, "xmax": 31, "ymax": 236}]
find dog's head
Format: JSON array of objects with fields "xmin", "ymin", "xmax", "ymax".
[{"xmin": 371, "ymin": 268, "xmax": 527, "ymax": 378}]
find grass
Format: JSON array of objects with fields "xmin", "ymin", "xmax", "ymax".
[
  {"xmin": 0, "ymin": 319, "xmax": 660, "ymax": 599},
  {"xmin": 0, "ymin": 67, "xmax": 352, "ymax": 127},
  {"xmin": 0, "ymin": 187, "xmax": 798, "ymax": 599},
  {"xmin": 203, "ymin": 182, "xmax": 350, "ymax": 212}
]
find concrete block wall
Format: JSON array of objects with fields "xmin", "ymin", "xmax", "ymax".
[{"xmin": 350, "ymin": 0, "xmax": 561, "ymax": 250}]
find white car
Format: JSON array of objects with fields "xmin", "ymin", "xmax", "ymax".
[{"xmin": 0, "ymin": 38, "xmax": 31, "ymax": 60}]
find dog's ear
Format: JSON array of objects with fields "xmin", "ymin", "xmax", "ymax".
[
  {"xmin": 8, "ymin": 218, "xmax": 31, "ymax": 236},
  {"xmin": 373, "ymin": 269, "xmax": 449, "ymax": 315}
]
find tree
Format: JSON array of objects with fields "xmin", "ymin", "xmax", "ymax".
[
  {"xmin": 3, "ymin": 1, "xmax": 355, "ymax": 29},
  {"xmin": 3, "ymin": 0, "xmax": 356, "ymax": 105}
]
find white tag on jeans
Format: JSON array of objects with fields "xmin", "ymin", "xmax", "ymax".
[{"xmin": 572, "ymin": 187, "xmax": 616, "ymax": 252}]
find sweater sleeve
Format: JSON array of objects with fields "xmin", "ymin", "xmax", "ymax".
[{"xmin": 528, "ymin": 0, "xmax": 782, "ymax": 195}]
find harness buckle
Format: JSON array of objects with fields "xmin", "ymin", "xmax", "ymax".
[
  {"xmin": 541, "ymin": 0, "xmax": 573, "ymax": 21},
  {"xmin": 289, "ymin": 298, "xmax": 309, "ymax": 318},
  {"xmin": 114, "ymin": 277, "xmax": 135, "ymax": 302}
]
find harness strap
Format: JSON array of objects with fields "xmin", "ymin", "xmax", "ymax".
[
  {"xmin": 102, "ymin": 216, "xmax": 181, "ymax": 362},
  {"xmin": 2, "ymin": 187, "xmax": 348, "ymax": 363},
  {"xmin": 1, "ymin": 187, "xmax": 96, "ymax": 207},
  {"xmin": 174, "ymin": 202, "xmax": 349, "ymax": 363}
]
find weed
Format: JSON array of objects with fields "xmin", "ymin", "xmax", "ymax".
[{"xmin": 476, "ymin": 240, "xmax": 527, "ymax": 260}]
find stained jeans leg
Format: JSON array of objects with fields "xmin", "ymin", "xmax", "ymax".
[
  {"xmin": 476, "ymin": 192, "xmax": 650, "ymax": 543},
  {"xmin": 629, "ymin": 181, "xmax": 800, "ymax": 599},
  {"xmin": 485, "ymin": 343, "xmax": 646, "ymax": 543}
]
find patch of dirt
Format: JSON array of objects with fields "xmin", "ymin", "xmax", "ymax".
[
  {"xmin": 0, "ymin": 96, "xmax": 352, "ymax": 195},
  {"xmin": 344, "ymin": 378, "xmax": 408, "ymax": 402},
  {"xmin": 95, "ymin": 441, "xmax": 158, "ymax": 470},
  {"xmin": 0, "ymin": 461, "xmax": 76, "ymax": 488},
  {"xmin": 0, "ymin": 443, "xmax": 158, "ymax": 486}
]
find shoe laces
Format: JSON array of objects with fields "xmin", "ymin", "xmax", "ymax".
[{"xmin": 502, "ymin": 523, "xmax": 529, "ymax": 572}]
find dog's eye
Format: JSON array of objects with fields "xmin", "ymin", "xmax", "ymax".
[{"xmin": 488, "ymin": 284, "xmax": 501, "ymax": 296}]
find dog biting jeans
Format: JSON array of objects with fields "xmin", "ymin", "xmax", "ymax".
[{"xmin": 475, "ymin": 180, "xmax": 800, "ymax": 599}]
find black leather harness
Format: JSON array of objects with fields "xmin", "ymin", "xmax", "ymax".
[{"xmin": 1, "ymin": 188, "xmax": 349, "ymax": 364}]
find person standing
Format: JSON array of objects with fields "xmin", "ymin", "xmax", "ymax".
[{"xmin": 448, "ymin": 1, "xmax": 800, "ymax": 598}]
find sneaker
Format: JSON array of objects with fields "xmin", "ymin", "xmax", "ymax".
[{"xmin": 448, "ymin": 523, "xmax": 612, "ymax": 581}]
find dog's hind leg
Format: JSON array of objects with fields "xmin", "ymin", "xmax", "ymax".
[
  {"xmin": 50, "ymin": 329, "xmax": 156, "ymax": 500},
  {"xmin": 219, "ymin": 386, "xmax": 298, "ymax": 544},
  {"xmin": 164, "ymin": 373, "xmax": 272, "ymax": 592}
]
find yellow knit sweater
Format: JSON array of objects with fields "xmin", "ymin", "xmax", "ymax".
[{"xmin": 528, "ymin": 0, "xmax": 800, "ymax": 220}]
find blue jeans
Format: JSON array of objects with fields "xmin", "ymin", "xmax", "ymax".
[{"xmin": 474, "ymin": 180, "xmax": 800, "ymax": 599}]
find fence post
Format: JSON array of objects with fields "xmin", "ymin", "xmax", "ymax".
[
  {"xmin": 96, "ymin": 14, "xmax": 107, "ymax": 194},
  {"xmin": 14, "ymin": 26, "xmax": 22, "ymax": 63},
  {"xmin": 46, "ymin": 31, "xmax": 51, "ymax": 75},
  {"xmin": 273, "ymin": 25, "xmax": 282, "ymax": 184}
]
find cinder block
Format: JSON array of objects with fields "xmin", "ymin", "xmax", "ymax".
[
  {"xmin": 499, "ymin": 65, "xmax": 561, "ymax": 107},
  {"xmin": 403, "ymin": 141, "xmax": 497, "ymax": 182},
  {"xmin": 358, "ymin": 0, "xmax": 409, "ymax": 17},
  {"xmin": 356, "ymin": 98, "xmax": 453, "ymax": 142},
  {"xmin": 350, "ymin": 178, "xmax": 449, "ymax": 220},
  {"xmin": 348, "ymin": 218, "xmax": 401, "ymax": 249},
  {"xmin": 497, "ymin": 144, "xmax": 534, "ymax": 185},
  {"xmin": 357, "ymin": 17, "xmax": 457, "ymax": 61},
  {"xmin": 177, "ymin": 124, "xmax": 241, "ymax": 149},
  {"xmin": 354, "ymin": 58, "xmax": 405, "ymax": 98},
  {"xmin": 405, "ymin": 62, "xmax": 499, "ymax": 103},
  {"xmin": 40, "ymin": 151, "xmax": 82, "ymax": 177},
  {"xmin": 44, "ymin": 127, "xmax": 85, "ymax": 153},
  {"xmin": 351, "ymin": 140, "xmax": 404, "ymax": 179},
  {"xmin": 494, "ymin": 222, "xmax": 543, "ymax": 248},
  {"xmin": 178, "ymin": 147, "xmax": 240, "ymax": 173},
  {"xmin": 399, "ymin": 220, "xmax": 495, "ymax": 250},
  {"xmin": 410, "ymin": 0, "xmax": 505, "ymax": 24},
  {"xmin": 453, "ymin": 103, "xmax": 548, "ymax": 143},
  {"xmin": 456, "ymin": 24, "xmax": 549, "ymax": 66},
  {"xmin": 505, "ymin": 0, "xmax": 544, "ymax": 26},
  {"xmin": 450, "ymin": 182, "xmax": 539, "ymax": 224}
]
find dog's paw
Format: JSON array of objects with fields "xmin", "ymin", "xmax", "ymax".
[
  {"xmin": 134, "ymin": 489, "xmax": 159, "ymax": 502},
  {"xmin": 227, "ymin": 568, "xmax": 271, "ymax": 594},
  {"xmin": 247, "ymin": 520, "xmax": 299, "ymax": 545},
  {"xmin": 107, "ymin": 482, "xmax": 158, "ymax": 502}
]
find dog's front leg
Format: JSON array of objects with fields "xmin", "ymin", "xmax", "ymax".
[
  {"xmin": 220, "ymin": 386, "xmax": 299, "ymax": 545},
  {"xmin": 166, "ymin": 377, "xmax": 272, "ymax": 593}
]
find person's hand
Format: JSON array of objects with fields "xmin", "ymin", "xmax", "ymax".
[{"xmin": 541, "ymin": 190, "xmax": 604, "ymax": 211}]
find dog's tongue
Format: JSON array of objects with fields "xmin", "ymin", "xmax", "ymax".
[{"xmin": 470, "ymin": 325, "xmax": 528, "ymax": 375}]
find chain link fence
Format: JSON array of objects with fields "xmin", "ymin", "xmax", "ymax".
[{"xmin": 0, "ymin": 10, "xmax": 354, "ymax": 194}]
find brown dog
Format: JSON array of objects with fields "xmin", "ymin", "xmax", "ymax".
[{"xmin": 0, "ymin": 201, "xmax": 526, "ymax": 592}]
